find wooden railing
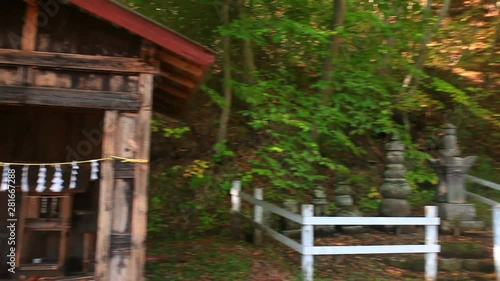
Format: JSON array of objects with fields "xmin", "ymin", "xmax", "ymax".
[
  {"xmin": 230, "ymin": 181, "xmax": 441, "ymax": 281},
  {"xmin": 466, "ymin": 175, "xmax": 500, "ymax": 207},
  {"xmin": 464, "ymin": 175, "xmax": 500, "ymax": 281}
]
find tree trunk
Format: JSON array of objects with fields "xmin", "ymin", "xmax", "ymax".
[
  {"xmin": 216, "ymin": 0, "xmax": 232, "ymax": 151},
  {"xmin": 239, "ymin": 0, "xmax": 257, "ymax": 85},
  {"xmin": 312, "ymin": 0, "xmax": 346, "ymax": 141},
  {"xmin": 401, "ymin": 0, "xmax": 451, "ymax": 131}
]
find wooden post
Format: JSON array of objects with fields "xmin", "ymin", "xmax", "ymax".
[
  {"xmin": 108, "ymin": 114, "xmax": 136, "ymax": 281},
  {"xmin": 253, "ymin": 188, "xmax": 263, "ymax": 246},
  {"xmin": 129, "ymin": 73, "xmax": 153, "ymax": 281},
  {"xmin": 425, "ymin": 206, "xmax": 438, "ymax": 281},
  {"xmin": 15, "ymin": 193, "xmax": 29, "ymax": 267},
  {"xmin": 230, "ymin": 181, "xmax": 241, "ymax": 240},
  {"xmin": 95, "ymin": 110, "xmax": 118, "ymax": 281},
  {"xmin": 18, "ymin": 0, "xmax": 38, "ymax": 87},
  {"xmin": 58, "ymin": 194, "xmax": 73, "ymax": 268},
  {"xmin": 301, "ymin": 204, "xmax": 314, "ymax": 281},
  {"xmin": 22, "ymin": 0, "xmax": 38, "ymax": 51},
  {"xmin": 493, "ymin": 206, "xmax": 500, "ymax": 281}
]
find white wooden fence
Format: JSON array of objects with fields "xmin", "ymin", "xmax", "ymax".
[
  {"xmin": 465, "ymin": 175, "xmax": 500, "ymax": 281},
  {"xmin": 230, "ymin": 181, "xmax": 441, "ymax": 281}
]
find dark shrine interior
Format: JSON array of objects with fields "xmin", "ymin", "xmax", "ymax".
[{"xmin": 0, "ymin": 105, "xmax": 103, "ymax": 278}]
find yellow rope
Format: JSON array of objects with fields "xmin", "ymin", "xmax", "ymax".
[{"xmin": 0, "ymin": 156, "xmax": 148, "ymax": 167}]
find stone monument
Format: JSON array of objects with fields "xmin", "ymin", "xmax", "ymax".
[
  {"xmin": 379, "ymin": 135, "xmax": 411, "ymax": 217},
  {"xmin": 311, "ymin": 185, "xmax": 335, "ymax": 233},
  {"xmin": 312, "ymin": 185, "xmax": 329, "ymax": 216},
  {"xmin": 428, "ymin": 124, "xmax": 482, "ymax": 232},
  {"xmin": 282, "ymin": 199, "xmax": 301, "ymax": 231},
  {"xmin": 334, "ymin": 178, "xmax": 363, "ymax": 233}
]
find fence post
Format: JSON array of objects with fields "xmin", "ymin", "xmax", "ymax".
[
  {"xmin": 301, "ymin": 204, "xmax": 314, "ymax": 281},
  {"xmin": 425, "ymin": 206, "xmax": 438, "ymax": 281},
  {"xmin": 493, "ymin": 206, "xmax": 500, "ymax": 281},
  {"xmin": 231, "ymin": 181, "xmax": 241, "ymax": 240},
  {"xmin": 254, "ymin": 188, "xmax": 264, "ymax": 246}
]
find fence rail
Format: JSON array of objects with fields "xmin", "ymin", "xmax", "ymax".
[
  {"xmin": 230, "ymin": 181, "xmax": 440, "ymax": 281},
  {"xmin": 466, "ymin": 175, "xmax": 500, "ymax": 191},
  {"xmin": 465, "ymin": 175, "xmax": 500, "ymax": 281},
  {"xmin": 466, "ymin": 175, "xmax": 500, "ymax": 207}
]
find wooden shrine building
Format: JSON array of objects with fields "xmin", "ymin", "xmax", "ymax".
[{"xmin": 0, "ymin": 0, "xmax": 215, "ymax": 280}]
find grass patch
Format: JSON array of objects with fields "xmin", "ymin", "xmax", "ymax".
[{"xmin": 146, "ymin": 238, "xmax": 253, "ymax": 281}]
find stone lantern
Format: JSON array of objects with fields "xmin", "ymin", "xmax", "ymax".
[{"xmin": 428, "ymin": 124, "xmax": 482, "ymax": 231}]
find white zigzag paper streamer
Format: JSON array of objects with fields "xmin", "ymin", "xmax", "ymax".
[
  {"xmin": 90, "ymin": 160, "xmax": 99, "ymax": 181},
  {"xmin": 50, "ymin": 165, "xmax": 64, "ymax": 192},
  {"xmin": 21, "ymin": 166, "xmax": 29, "ymax": 192},
  {"xmin": 0, "ymin": 164, "xmax": 10, "ymax": 191},
  {"xmin": 36, "ymin": 165, "xmax": 47, "ymax": 192},
  {"xmin": 69, "ymin": 162, "xmax": 79, "ymax": 189}
]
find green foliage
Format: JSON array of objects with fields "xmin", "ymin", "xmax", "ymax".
[
  {"xmin": 136, "ymin": 0, "xmax": 496, "ymax": 237},
  {"xmin": 148, "ymin": 161, "xmax": 235, "ymax": 237},
  {"xmin": 405, "ymin": 148, "xmax": 436, "ymax": 187},
  {"xmin": 151, "ymin": 119, "xmax": 190, "ymax": 139},
  {"xmin": 213, "ymin": 142, "xmax": 235, "ymax": 163},
  {"xmin": 359, "ymin": 196, "xmax": 382, "ymax": 214},
  {"xmin": 408, "ymin": 188, "xmax": 435, "ymax": 207},
  {"xmin": 147, "ymin": 195, "xmax": 167, "ymax": 236}
]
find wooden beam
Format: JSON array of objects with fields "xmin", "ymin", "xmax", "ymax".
[
  {"xmin": 95, "ymin": 110, "xmax": 117, "ymax": 281},
  {"xmin": 0, "ymin": 49, "xmax": 159, "ymax": 74},
  {"xmin": 157, "ymin": 51, "xmax": 204, "ymax": 77},
  {"xmin": 21, "ymin": 0, "xmax": 38, "ymax": 51},
  {"xmin": 0, "ymin": 85, "xmax": 140, "ymax": 110},
  {"xmin": 130, "ymin": 74, "xmax": 153, "ymax": 281},
  {"xmin": 158, "ymin": 72, "xmax": 196, "ymax": 89},
  {"xmin": 157, "ymin": 83, "xmax": 189, "ymax": 100}
]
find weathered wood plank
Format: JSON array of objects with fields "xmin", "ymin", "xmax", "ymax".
[
  {"xmin": 0, "ymin": 49, "xmax": 158, "ymax": 74},
  {"xmin": 0, "ymin": 85, "xmax": 140, "ymax": 110},
  {"xmin": 130, "ymin": 73, "xmax": 153, "ymax": 281},
  {"xmin": 157, "ymin": 51, "xmax": 203, "ymax": 77},
  {"xmin": 157, "ymin": 83, "xmax": 189, "ymax": 100},
  {"xmin": 95, "ymin": 110, "xmax": 118, "ymax": 281},
  {"xmin": 158, "ymin": 72, "xmax": 196, "ymax": 89},
  {"xmin": 15, "ymin": 193, "xmax": 29, "ymax": 267},
  {"xmin": 109, "ymin": 113, "xmax": 137, "ymax": 281},
  {"xmin": 21, "ymin": 0, "xmax": 38, "ymax": 51},
  {"xmin": 0, "ymin": 66, "xmax": 18, "ymax": 85},
  {"xmin": 58, "ymin": 195, "xmax": 74, "ymax": 267},
  {"xmin": 112, "ymin": 116, "xmax": 136, "ymax": 232},
  {"xmin": 114, "ymin": 162, "xmax": 135, "ymax": 179}
]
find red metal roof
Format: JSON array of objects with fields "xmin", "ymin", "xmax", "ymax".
[{"xmin": 69, "ymin": 0, "xmax": 215, "ymax": 68}]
